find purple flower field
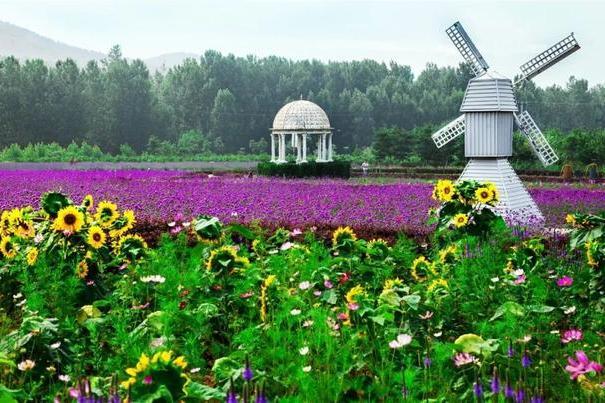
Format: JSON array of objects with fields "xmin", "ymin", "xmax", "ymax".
[{"xmin": 1, "ymin": 170, "xmax": 604, "ymax": 235}]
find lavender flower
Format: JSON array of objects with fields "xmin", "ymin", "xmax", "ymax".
[
  {"xmin": 423, "ymin": 356, "xmax": 432, "ymax": 368},
  {"xmin": 515, "ymin": 388, "xmax": 525, "ymax": 403},
  {"xmin": 473, "ymin": 381, "xmax": 483, "ymax": 398},
  {"xmin": 243, "ymin": 357, "xmax": 253, "ymax": 382},
  {"xmin": 504, "ymin": 383, "xmax": 515, "ymax": 399},
  {"xmin": 521, "ymin": 352, "xmax": 532, "ymax": 368},
  {"xmin": 490, "ymin": 369, "xmax": 500, "ymax": 394}
]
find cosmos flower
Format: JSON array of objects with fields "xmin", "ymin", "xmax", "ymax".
[
  {"xmin": 18, "ymin": 360, "xmax": 35, "ymax": 372},
  {"xmin": 453, "ymin": 352, "xmax": 478, "ymax": 367},
  {"xmin": 389, "ymin": 334, "xmax": 412, "ymax": 349},
  {"xmin": 561, "ymin": 329, "xmax": 583, "ymax": 344},
  {"xmin": 557, "ymin": 276, "xmax": 573, "ymax": 287},
  {"xmin": 565, "ymin": 351, "xmax": 603, "ymax": 380}
]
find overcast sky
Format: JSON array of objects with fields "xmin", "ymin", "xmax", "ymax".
[{"xmin": 1, "ymin": 0, "xmax": 602, "ymax": 87}]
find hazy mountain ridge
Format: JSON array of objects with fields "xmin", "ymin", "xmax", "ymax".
[{"xmin": 0, "ymin": 21, "xmax": 197, "ymax": 71}]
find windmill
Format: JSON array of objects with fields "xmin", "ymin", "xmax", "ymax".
[{"xmin": 432, "ymin": 21, "xmax": 580, "ymax": 224}]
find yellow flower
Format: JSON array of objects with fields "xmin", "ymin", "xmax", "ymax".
[
  {"xmin": 82, "ymin": 194, "xmax": 94, "ymax": 211},
  {"xmin": 438, "ymin": 245, "xmax": 458, "ymax": 264},
  {"xmin": 205, "ymin": 245, "xmax": 238, "ymax": 271},
  {"xmin": 152, "ymin": 350, "xmax": 173, "ymax": 364},
  {"xmin": 411, "ymin": 256, "xmax": 435, "ymax": 282},
  {"xmin": 136, "ymin": 353, "xmax": 150, "ymax": 372},
  {"xmin": 485, "ymin": 182, "xmax": 499, "ymax": 202},
  {"xmin": 586, "ymin": 241, "xmax": 598, "ymax": 267},
  {"xmin": 263, "ymin": 275, "xmax": 277, "ymax": 287},
  {"xmin": 435, "ymin": 180, "xmax": 455, "ymax": 202},
  {"xmin": 452, "ymin": 213, "xmax": 469, "ymax": 228},
  {"xmin": 565, "ymin": 214, "xmax": 576, "ymax": 226},
  {"xmin": 173, "ymin": 356, "xmax": 188, "ymax": 369},
  {"xmin": 87, "ymin": 226, "xmax": 106, "ymax": 249},
  {"xmin": 475, "ymin": 187, "xmax": 493, "ymax": 204},
  {"xmin": 110, "ymin": 210, "xmax": 136, "ymax": 237},
  {"xmin": 76, "ymin": 261, "xmax": 89, "ymax": 279},
  {"xmin": 0, "ymin": 237, "xmax": 16, "ymax": 259},
  {"xmin": 427, "ymin": 278, "xmax": 449, "ymax": 292},
  {"xmin": 345, "ymin": 285, "xmax": 365, "ymax": 304},
  {"xmin": 125, "ymin": 367, "xmax": 138, "ymax": 377},
  {"xmin": 260, "ymin": 285, "xmax": 268, "ymax": 322},
  {"xmin": 120, "ymin": 377, "xmax": 136, "ymax": 389},
  {"xmin": 53, "ymin": 206, "xmax": 85, "ymax": 233},
  {"xmin": 0, "ymin": 211, "xmax": 12, "ymax": 236},
  {"xmin": 95, "ymin": 201, "xmax": 119, "ymax": 228},
  {"xmin": 383, "ymin": 278, "xmax": 403, "ymax": 290},
  {"xmin": 332, "ymin": 226, "xmax": 357, "ymax": 247},
  {"xmin": 117, "ymin": 234, "xmax": 148, "ymax": 251},
  {"xmin": 26, "ymin": 247, "xmax": 38, "ymax": 266}
]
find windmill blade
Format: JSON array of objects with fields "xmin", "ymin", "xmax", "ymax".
[
  {"xmin": 431, "ymin": 115, "xmax": 465, "ymax": 148},
  {"xmin": 446, "ymin": 22, "xmax": 489, "ymax": 76},
  {"xmin": 514, "ymin": 111, "xmax": 559, "ymax": 166},
  {"xmin": 517, "ymin": 33, "xmax": 580, "ymax": 84}
]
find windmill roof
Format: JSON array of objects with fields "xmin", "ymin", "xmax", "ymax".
[{"xmin": 460, "ymin": 73, "xmax": 518, "ymax": 112}]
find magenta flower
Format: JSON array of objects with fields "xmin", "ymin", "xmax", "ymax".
[
  {"xmin": 561, "ymin": 329, "xmax": 583, "ymax": 344},
  {"xmin": 143, "ymin": 376, "xmax": 153, "ymax": 385},
  {"xmin": 565, "ymin": 351, "xmax": 603, "ymax": 380},
  {"xmin": 557, "ymin": 276, "xmax": 573, "ymax": 287},
  {"xmin": 514, "ymin": 274, "xmax": 526, "ymax": 285}
]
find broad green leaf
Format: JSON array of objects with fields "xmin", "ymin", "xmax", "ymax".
[{"xmin": 489, "ymin": 301, "xmax": 525, "ymax": 321}]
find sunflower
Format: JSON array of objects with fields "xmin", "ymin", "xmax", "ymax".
[
  {"xmin": 26, "ymin": 247, "xmax": 38, "ymax": 266},
  {"xmin": 435, "ymin": 180, "xmax": 455, "ymax": 202},
  {"xmin": 117, "ymin": 234, "xmax": 148, "ymax": 261},
  {"xmin": 82, "ymin": 194, "xmax": 94, "ymax": 211},
  {"xmin": 383, "ymin": 278, "xmax": 403, "ymax": 290},
  {"xmin": 475, "ymin": 187, "xmax": 493, "ymax": 204},
  {"xmin": 0, "ymin": 237, "xmax": 16, "ymax": 259},
  {"xmin": 452, "ymin": 213, "xmax": 469, "ymax": 228},
  {"xmin": 485, "ymin": 182, "xmax": 499, "ymax": 202},
  {"xmin": 14, "ymin": 218, "xmax": 35, "ymax": 239},
  {"xmin": 109, "ymin": 210, "xmax": 136, "ymax": 238},
  {"xmin": 87, "ymin": 226, "xmax": 106, "ymax": 249},
  {"xmin": 53, "ymin": 206, "xmax": 85, "ymax": 233},
  {"xmin": 0, "ymin": 211, "xmax": 12, "ymax": 236},
  {"xmin": 332, "ymin": 226, "xmax": 357, "ymax": 247},
  {"xmin": 205, "ymin": 245, "xmax": 239, "ymax": 271},
  {"xmin": 427, "ymin": 278, "xmax": 449, "ymax": 293},
  {"xmin": 345, "ymin": 285, "xmax": 366, "ymax": 304},
  {"xmin": 95, "ymin": 201, "xmax": 119, "ymax": 228},
  {"xmin": 438, "ymin": 244, "xmax": 458, "ymax": 264},
  {"xmin": 76, "ymin": 261, "xmax": 89, "ymax": 279},
  {"xmin": 586, "ymin": 241, "xmax": 598, "ymax": 267},
  {"xmin": 411, "ymin": 256, "xmax": 435, "ymax": 282}
]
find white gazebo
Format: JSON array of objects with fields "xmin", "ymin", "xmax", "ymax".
[{"xmin": 270, "ymin": 100, "xmax": 333, "ymax": 164}]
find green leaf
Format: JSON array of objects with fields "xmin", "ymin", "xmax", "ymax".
[
  {"xmin": 454, "ymin": 334, "xmax": 499, "ymax": 357},
  {"xmin": 76, "ymin": 305, "xmax": 102, "ymax": 325},
  {"xmin": 401, "ymin": 294, "xmax": 421, "ymax": 310},
  {"xmin": 489, "ymin": 301, "xmax": 525, "ymax": 321},
  {"xmin": 527, "ymin": 304, "xmax": 555, "ymax": 313},
  {"xmin": 321, "ymin": 289, "xmax": 338, "ymax": 305},
  {"xmin": 184, "ymin": 382, "xmax": 225, "ymax": 401},
  {"xmin": 211, "ymin": 357, "xmax": 240, "ymax": 381}
]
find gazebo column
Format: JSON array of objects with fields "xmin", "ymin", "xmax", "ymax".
[
  {"xmin": 277, "ymin": 133, "xmax": 285, "ymax": 163},
  {"xmin": 322, "ymin": 133, "xmax": 327, "ymax": 161},
  {"xmin": 301, "ymin": 133, "xmax": 307, "ymax": 163},
  {"xmin": 327, "ymin": 132, "xmax": 333, "ymax": 161},
  {"xmin": 270, "ymin": 133, "xmax": 276, "ymax": 162}
]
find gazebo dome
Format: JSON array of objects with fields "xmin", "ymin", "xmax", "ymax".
[{"xmin": 271, "ymin": 100, "xmax": 332, "ymax": 132}]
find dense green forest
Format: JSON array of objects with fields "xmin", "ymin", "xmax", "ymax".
[{"xmin": 0, "ymin": 45, "xmax": 604, "ymax": 159}]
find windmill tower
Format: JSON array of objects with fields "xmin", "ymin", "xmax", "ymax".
[{"xmin": 432, "ymin": 22, "xmax": 580, "ymax": 224}]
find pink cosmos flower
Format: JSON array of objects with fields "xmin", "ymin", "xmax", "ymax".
[
  {"xmin": 561, "ymin": 329, "xmax": 583, "ymax": 344},
  {"xmin": 143, "ymin": 376, "xmax": 153, "ymax": 385},
  {"xmin": 565, "ymin": 351, "xmax": 603, "ymax": 380},
  {"xmin": 514, "ymin": 274, "xmax": 526, "ymax": 285},
  {"xmin": 557, "ymin": 276, "xmax": 573, "ymax": 287},
  {"xmin": 348, "ymin": 303, "xmax": 359, "ymax": 311},
  {"xmin": 453, "ymin": 352, "xmax": 479, "ymax": 367},
  {"xmin": 324, "ymin": 280, "xmax": 334, "ymax": 289}
]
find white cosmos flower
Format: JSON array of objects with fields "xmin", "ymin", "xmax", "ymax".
[
  {"xmin": 389, "ymin": 334, "xmax": 412, "ymax": 348},
  {"xmin": 302, "ymin": 366, "xmax": 312, "ymax": 372},
  {"xmin": 140, "ymin": 275, "xmax": 166, "ymax": 284},
  {"xmin": 290, "ymin": 309, "xmax": 302, "ymax": 316},
  {"xmin": 281, "ymin": 242, "xmax": 294, "ymax": 251},
  {"xmin": 50, "ymin": 342, "xmax": 61, "ymax": 349},
  {"xmin": 18, "ymin": 360, "xmax": 35, "ymax": 372},
  {"xmin": 58, "ymin": 374, "xmax": 70, "ymax": 382},
  {"xmin": 299, "ymin": 346, "xmax": 309, "ymax": 356},
  {"xmin": 298, "ymin": 281, "xmax": 311, "ymax": 290}
]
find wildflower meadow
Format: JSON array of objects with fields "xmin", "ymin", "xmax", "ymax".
[{"xmin": 0, "ymin": 174, "xmax": 604, "ymax": 401}]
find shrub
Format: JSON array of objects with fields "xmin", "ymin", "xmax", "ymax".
[{"xmin": 257, "ymin": 160, "xmax": 351, "ymax": 178}]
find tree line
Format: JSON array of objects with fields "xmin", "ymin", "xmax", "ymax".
[{"xmin": 0, "ymin": 45, "xmax": 604, "ymax": 157}]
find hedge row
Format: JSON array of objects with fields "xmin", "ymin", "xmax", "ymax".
[{"xmin": 257, "ymin": 161, "xmax": 351, "ymax": 178}]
